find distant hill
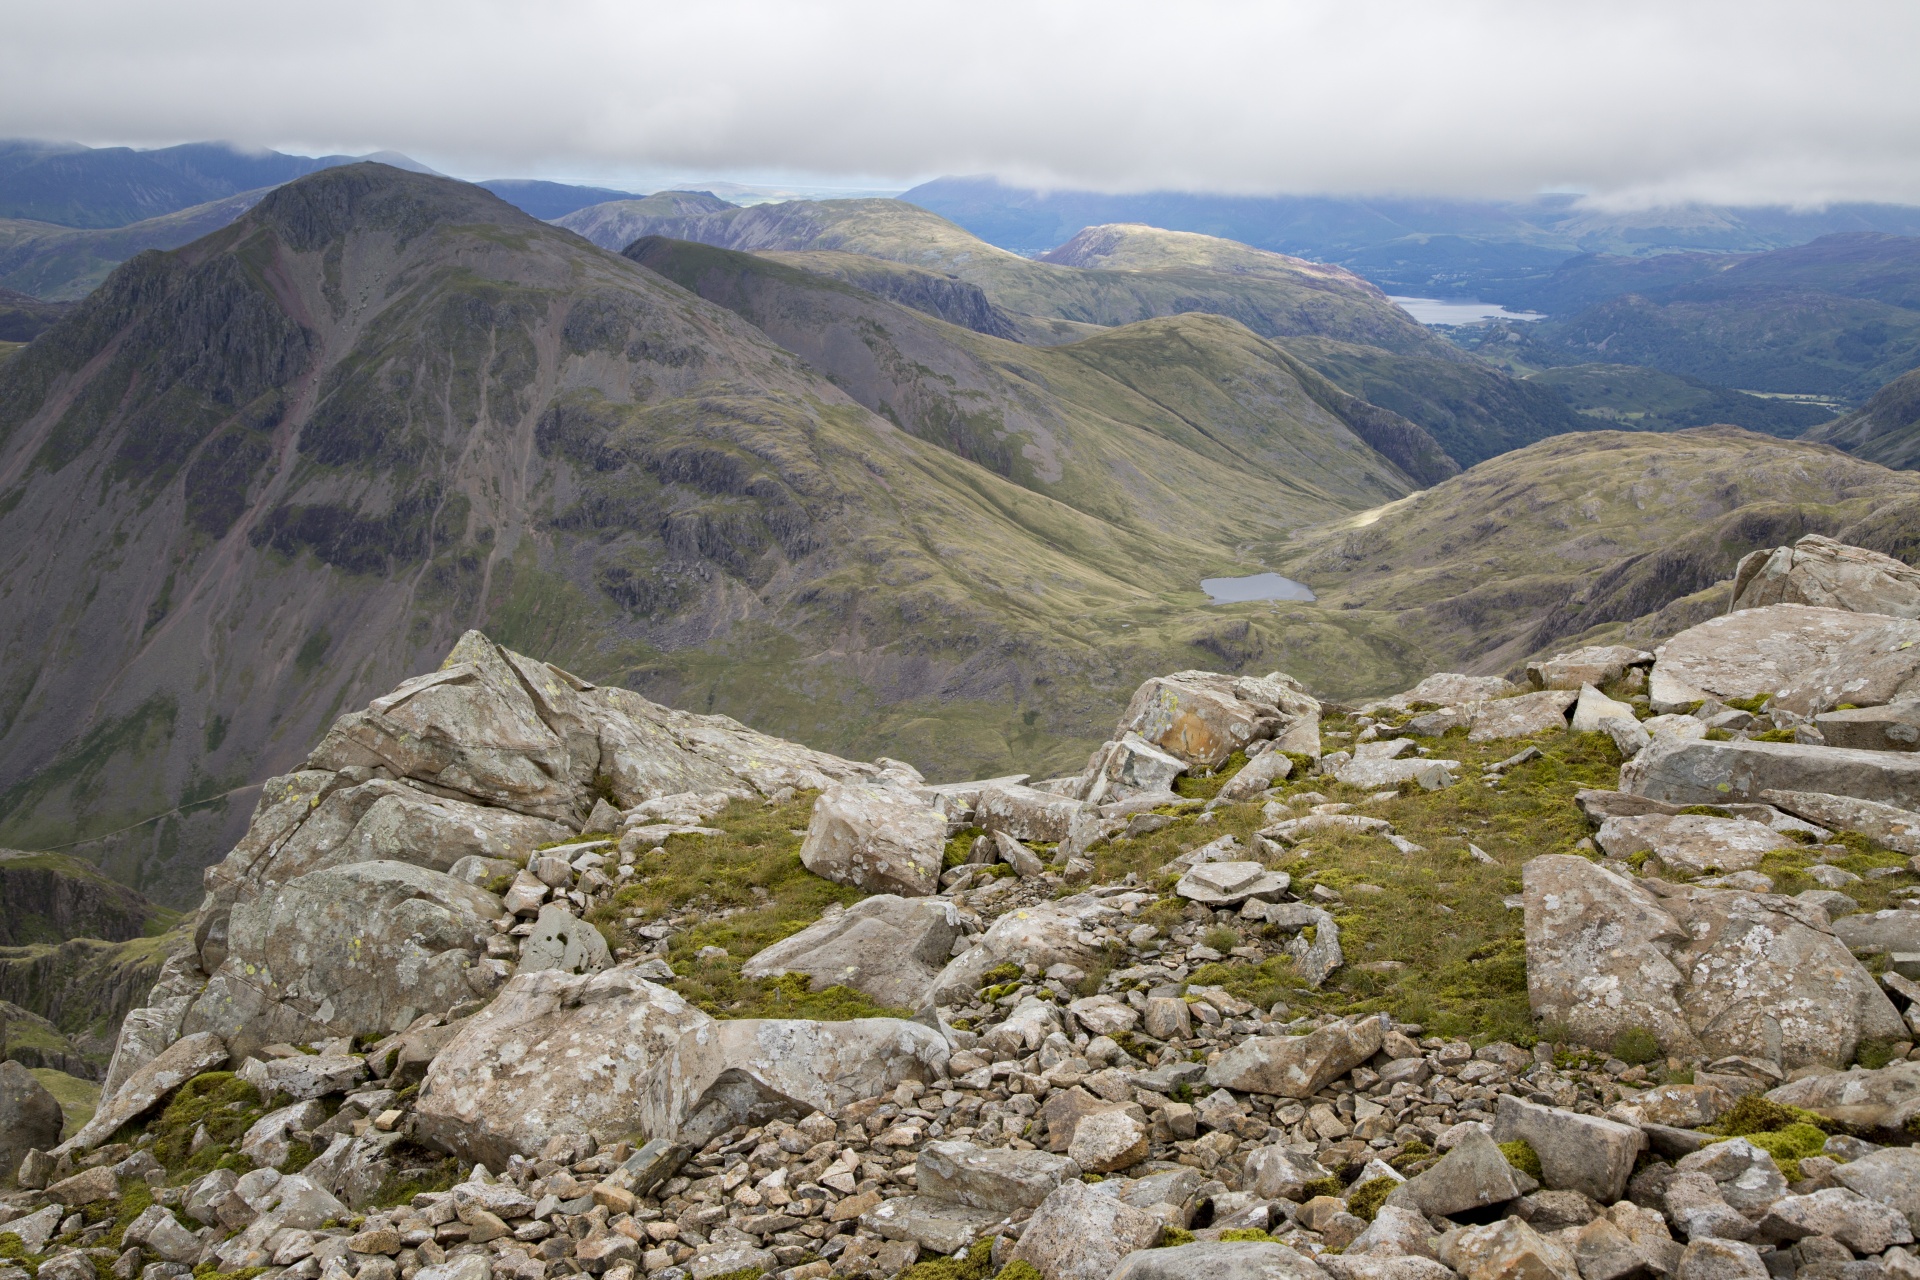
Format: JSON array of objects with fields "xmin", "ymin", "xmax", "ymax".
[
  {"xmin": 478, "ymin": 178, "xmax": 646, "ymax": 220},
  {"xmin": 901, "ymin": 175, "xmax": 1920, "ymax": 305},
  {"xmin": 0, "ymin": 189, "xmax": 271, "ymax": 299},
  {"xmin": 0, "ymin": 139, "xmax": 432, "ymax": 228},
  {"xmin": 1806, "ymin": 365, "xmax": 1920, "ymax": 470},
  {"xmin": 0, "ymin": 288, "xmax": 71, "ymax": 342},
  {"xmin": 1528, "ymin": 364, "xmax": 1838, "ymax": 437}
]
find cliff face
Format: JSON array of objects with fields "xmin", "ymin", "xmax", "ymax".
[{"xmin": 0, "ymin": 851, "xmax": 170, "ymax": 945}]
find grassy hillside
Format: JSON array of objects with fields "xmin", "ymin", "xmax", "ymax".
[
  {"xmin": 1806, "ymin": 364, "xmax": 1920, "ymax": 470},
  {"xmin": 0, "ymin": 190, "xmax": 270, "ymax": 299},
  {"xmin": 1265, "ymin": 427, "xmax": 1920, "ymax": 676},
  {"xmin": 0, "ymin": 166, "xmax": 1444, "ymax": 903}
]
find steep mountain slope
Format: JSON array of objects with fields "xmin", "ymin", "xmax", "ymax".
[
  {"xmin": 0, "ymin": 139, "xmax": 427, "ymax": 228},
  {"xmin": 627, "ymin": 236, "xmax": 1455, "ymax": 509},
  {"xmin": 0, "ymin": 166, "xmax": 1437, "ymax": 902},
  {"xmin": 0, "ymin": 288, "xmax": 70, "ymax": 342},
  {"xmin": 557, "ymin": 197, "xmax": 1444, "ymax": 355},
  {"xmin": 1268, "ymin": 427, "xmax": 1920, "ymax": 676},
  {"xmin": 1806, "ymin": 365, "xmax": 1920, "ymax": 470},
  {"xmin": 549, "ymin": 190, "xmax": 738, "ymax": 244},
  {"xmin": 0, "ymin": 190, "xmax": 272, "ymax": 299}
]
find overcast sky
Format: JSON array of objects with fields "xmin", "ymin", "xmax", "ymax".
[{"xmin": 4, "ymin": 0, "xmax": 1917, "ymax": 207}]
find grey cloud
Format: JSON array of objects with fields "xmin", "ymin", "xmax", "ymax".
[{"xmin": 2, "ymin": 0, "xmax": 1917, "ymax": 206}]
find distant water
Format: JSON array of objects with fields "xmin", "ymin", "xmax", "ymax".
[
  {"xmin": 1202, "ymin": 572, "xmax": 1316, "ymax": 603},
  {"xmin": 1389, "ymin": 296, "xmax": 1547, "ymax": 325}
]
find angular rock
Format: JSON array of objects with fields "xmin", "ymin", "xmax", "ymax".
[
  {"xmin": 0, "ymin": 1061, "xmax": 63, "ymax": 1174},
  {"xmin": 1010, "ymin": 1178, "xmax": 1165, "ymax": 1280},
  {"xmin": 1568, "ymin": 1218, "xmax": 1645, "ymax": 1280},
  {"xmin": 1571, "ymin": 685, "xmax": 1641, "ymax": 734},
  {"xmin": 915, "ymin": 1141, "xmax": 1076, "ymax": 1212},
  {"xmin": 741, "ymin": 895, "xmax": 962, "ymax": 1009},
  {"xmin": 1066, "ymin": 995, "xmax": 1138, "ymax": 1039},
  {"xmin": 1386, "ymin": 1128, "xmax": 1524, "ymax": 1219},
  {"xmin": 1345, "ymin": 1204, "xmax": 1438, "ymax": 1260},
  {"xmin": 518, "ymin": 903, "xmax": 613, "ymax": 976},
  {"xmin": 1530, "ymin": 647, "xmax": 1655, "ymax": 692},
  {"xmin": 1673, "ymin": 1238, "xmax": 1767, "ymax": 1280},
  {"xmin": 1261, "ymin": 813, "xmax": 1392, "ymax": 844},
  {"xmin": 240, "ymin": 1099, "xmax": 328, "ymax": 1170},
  {"xmin": 1773, "ymin": 616, "xmax": 1920, "ymax": 717},
  {"xmin": 414, "ymin": 963, "xmax": 947, "ymax": 1166},
  {"xmin": 1611, "ymin": 1083, "xmax": 1734, "ymax": 1130},
  {"xmin": 1835, "ymin": 1146, "xmax": 1920, "ymax": 1231},
  {"xmin": 1832, "ymin": 908, "xmax": 1920, "ymax": 954},
  {"xmin": 1523, "ymin": 854, "xmax": 1904, "ymax": 1066},
  {"xmin": 1760, "ymin": 1187, "xmax": 1913, "ymax": 1253},
  {"xmin": 1493, "ymin": 1095, "xmax": 1644, "ymax": 1204},
  {"xmin": 861, "ymin": 1195, "xmax": 1007, "ymax": 1255},
  {"xmin": 1468, "ymin": 690, "xmax": 1577, "ymax": 743},
  {"xmin": 1206, "ymin": 1016, "xmax": 1386, "ymax": 1098},
  {"xmin": 798, "ymin": 782, "xmax": 945, "ymax": 897},
  {"xmin": 1435, "ymin": 1217, "xmax": 1577, "ymax": 1280},
  {"xmin": 1245, "ymin": 1145, "xmax": 1334, "ymax": 1201},
  {"xmin": 5, "ymin": 1204, "xmax": 62, "ymax": 1250},
  {"xmin": 1818, "ymin": 700, "xmax": 1920, "ymax": 753},
  {"xmin": 47, "ymin": 1163, "xmax": 119, "ymax": 1204},
  {"xmin": 1593, "ymin": 813, "xmax": 1789, "ymax": 876},
  {"xmin": 1068, "ymin": 1108, "xmax": 1149, "ymax": 1174},
  {"xmin": 975, "ymin": 784, "xmax": 1088, "ymax": 843},
  {"xmin": 1763, "ymin": 789, "xmax": 1920, "ymax": 855},
  {"xmin": 1732, "ymin": 535, "xmax": 1920, "ymax": 616},
  {"xmin": 930, "ymin": 899, "xmax": 1113, "ymax": 1004},
  {"xmin": 1663, "ymin": 1170, "xmax": 1756, "ymax": 1241},
  {"xmin": 1366, "ymin": 674, "xmax": 1519, "ymax": 715},
  {"xmin": 239, "ymin": 1054, "xmax": 368, "ymax": 1101},
  {"xmin": 1117, "ymin": 671, "xmax": 1280, "ymax": 769},
  {"xmin": 1770, "ymin": 1059, "xmax": 1920, "ymax": 1130},
  {"xmin": 122, "ymin": 1205, "xmax": 204, "ymax": 1265},
  {"xmin": 1109, "ymin": 1240, "xmax": 1332, "ymax": 1280},
  {"xmin": 1334, "ymin": 757, "xmax": 1458, "ymax": 791},
  {"xmin": 1175, "ymin": 861, "xmax": 1291, "ymax": 907},
  {"xmin": 1676, "ymin": 1139, "xmax": 1788, "ymax": 1214},
  {"xmin": 1648, "ymin": 604, "xmax": 1897, "ymax": 712},
  {"xmin": 686, "ymin": 1243, "xmax": 776, "ymax": 1280},
  {"xmin": 55, "ymin": 1030, "xmax": 228, "ymax": 1155},
  {"xmin": 1082, "ymin": 733, "xmax": 1189, "ymax": 805},
  {"xmin": 1214, "ymin": 750, "xmax": 1296, "ymax": 806}
]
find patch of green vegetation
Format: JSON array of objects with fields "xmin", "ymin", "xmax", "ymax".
[
  {"xmin": 1346, "ymin": 1177, "xmax": 1396, "ymax": 1222},
  {"xmin": 193, "ymin": 1267, "xmax": 268, "ymax": 1280},
  {"xmin": 134, "ymin": 1071, "xmax": 263, "ymax": 1182},
  {"xmin": 981, "ymin": 962, "xmax": 1023, "ymax": 985},
  {"xmin": 901, "ymin": 1240, "xmax": 997, "ymax": 1280},
  {"xmin": 1156, "ymin": 1227, "xmax": 1196, "ymax": 1247},
  {"xmin": 1174, "ymin": 752, "xmax": 1246, "ymax": 801},
  {"xmin": 1299, "ymin": 1175, "xmax": 1345, "ymax": 1200},
  {"xmin": 1203, "ymin": 925, "xmax": 1241, "ymax": 953},
  {"xmin": 944, "ymin": 829, "xmax": 984, "ymax": 869},
  {"xmin": 1722, "ymin": 694, "xmax": 1772, "ymax": 714},
  {"xmin": 1734, "ymin": 1123, "xmax": 1828, "ymax": 1182},
  {"xmin": 1186, "ymin": 956, "xmax": 1300, "ymax": 1012},
  {"xmin": 1710, "ymin": 1095, "xmax": 1845, "ymax": 1138},
  {"xmin": 992, "ymin": 1264, "xmax": 1043, "ymax": 1280},
  {"xmin": 1220, "ymin": 1228, "xmax": 1278, "ymax": 1243},
  {"xmin": 1611, "ymin": 1027, "xmax": 1661, "ymax": 1065},
  {"xmin": 1500, "ymin": 1139, "xmax": 1543, "ymax": 1179},
  {"xmin": 370, "ymin": 1144, "xmax": 462, "ymax": 1208},
  {"xmin": 29, "ymin": 1067, "xmax": 98, "ymax": 1137},
  {"xmin": 0, "ymin": 1232, "xmax": 47, "ymax": 1274},
  {"xmin": 1387, "ymin": 1139, "xmax": 1433, "ymax": 1171},
  {"xmin": 1859, "ymin": 1039, "xmax": 1905, "ymax": 1070}
]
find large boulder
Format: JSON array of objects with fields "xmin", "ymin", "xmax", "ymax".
[
  {"xmin": 798, "ymin": 782, "xmax": 945, "ymax": 897},
  {"xmin": 1834, "ymin": 1146, "xmax": 1920, "ymax": 1230},
  {"xmin": 915, "ymin": 1141, "xmax": 1077, "ymax": 1212},
  {"xmin": 1080, "ymin": 734, "xmax": 1188, "ymax": 805},
  {"xmin": 1385, "ymin": 1128, "xmax": 1524, "ymax": 1219},
  {"xmin": 1115, "ymin": 671, "xmax": 1317, "ymax": 769},
  {"xmin": 1110, "ymin": 1241, "xmax": 1331, "ymax": 1280},
  {"xmin": 55, "ymin": 1030, "xmax": 228, "ymax": 1155},
  {"xmin": 1522, "ymin": 855, "xmax": 1903, "ymax": 1066},
  {"xmin": 974, "ymin": 783, "xmax": 1088, "ymax": 842},
  {"xmin": 1468, "ymin": 690, "xmax": 1577, "ymax": 742},
  {"xmin": 1492, "ymin": 1094, "xmax": 1644, "ymax": 1204},
  {"xmin": 1363, "ymin": 673, "xmax": 1519, "ymax": 715},
  {"xmin": 1817, "ymin": 701, "xmax": 1920, "ymax": 752},
  {"xmin": 741, "ymin": 895, "xmax": 963, "ymax": 1009},
  {"xmin": 1761, "ymin": 790, "xmax": 1920, "ymax": 856},
  {"xmin": 1772, "ymin": 618, "xmax": 1920, "ymax": 717},
  {"xmin": 1767, "ymin": 1060, "xmax": 1920, "ymax": 1131},
  {"xmin": 0, "ymin": 1060, "xmax": 63, "ymax": 1175},
  {"xmin": 1622, "ymin": 738, "xmax": 1920, "ymax": 810},
  {"xmin": 930, "ymin": 899, "xmax": 1115, "ymax": 1004},
  {"xmin": 1010, "ymin": 1178, "xmax": 1165, "ymax": 1280},
  {"xmin": 1730, "ymin": 535, "xmax": 1920, "ymax": 618},
  {"xmin": 184, "ymin": 860, "xmax": 502, "ymax": 1052},
  {"xmin": 1648, "ymin": 604, "xmax": 1901, "ymax": 711},
  {"xmin": 413, "ymin": 963, "xmax": 947, "ymax": 1167}
]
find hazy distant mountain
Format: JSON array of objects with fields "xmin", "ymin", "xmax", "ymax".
[
  {"xmin": 1806, "ymin": 365, "xmax": 1920, "ymax": 470},
  {"xmin": 477, "ymin": 179, "xmax": 645, "ymax": 220},
  {"xmin": 0, "ymin": 189, "xmax": 272, "ymax": 299},
  {"xmin": 0, "ymin": 288, "xmax": 70, "ymax": 343},
  {"xmin": 0, "ymin": 139, "xmax": 433, "ymax": 228},
  {"xmin": 902, "ymin": 175, "xmax": 1920, "ymax": 305}
]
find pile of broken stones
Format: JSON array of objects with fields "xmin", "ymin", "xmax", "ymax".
[{"xmin": 4, "ymin": 533, "xmax": 1920, "ymax": 1280}]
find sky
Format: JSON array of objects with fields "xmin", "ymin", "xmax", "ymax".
[{"xmin": 4, "ymin": 0, "xmax": 1918, "ymax": 207}]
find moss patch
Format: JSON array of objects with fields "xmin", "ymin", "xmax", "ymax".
[
  {"xmin": 132, "ymin": 1071, "xmax": 263, "ymax": 1183},
  {"xmin": 1500, "ymin": 1139, "xmax": 1543, "ymax": 1179},
  {"xmin": 1346, "ymin": 1177, "xmax": 1396, "ymax": 1221}
]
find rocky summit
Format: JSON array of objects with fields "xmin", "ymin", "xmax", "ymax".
[{"xmin": 9, "ymin": 532, "xmax": 1920, "ymax": 1280}]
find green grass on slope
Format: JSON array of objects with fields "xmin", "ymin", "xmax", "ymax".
[
  {"xmin": 30, "ymin": 1067, "xmax": 97, "ymax": 1137},
  {"xmin": 1528, "ymin": 363, "xmax": 1839, "ymax": 437}
]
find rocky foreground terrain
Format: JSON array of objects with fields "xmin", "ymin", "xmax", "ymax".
[{"xmin": 3, "ymin": 532, "xmax": 1920, "ymax": 1280}]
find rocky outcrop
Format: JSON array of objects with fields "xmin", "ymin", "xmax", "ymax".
[
  {"xmin": 739, "ymin": 895, "xmax": 967, "ymax": 1009},
  {"xmin": 798, "ymin": 783, "xmax": 945, "ymax": 898},
  {"xmin": 0, "ymin": 851, "xmax": 163, "ymax": 946},
  {"xmin": 0, "ymin": 1060, "xmax": 62, "ymax": 1174},
  {"xmin": 1730, "ymin": 534, "xmax": 1920, "ymax": 618},
  {"xmin": 1523, "ymin": 854, "xmax": 1903, "ymax": 1066},
  {"xmin": 1623, "ymin": 737, "xmax": 1920, "ymax": 809},
  {"xmin": 1647, "ymin": 604, "xmax": 1903, "ymax": 712}
]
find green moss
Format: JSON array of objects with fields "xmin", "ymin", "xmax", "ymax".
[
  {"xmin": 944, "ymin": 829, "xmax": 985, "ymax": 869},
  {"xmin": 1611, "ymin": 1026, "xmax": 1661, "ymax": 1065},
  {"xmin": 1185, "ymin": 956, "xmax": 1301, "ymax": 1012},
  {"xmin": 134, "ymin": 1070, "xmax": 263, "ymax": 1182},
  {"xmin": 1346, "ymin": 1177, "xmax": 1396, "ymax": 1222},
  {"xmin": 1203, "ymin": 926, "xmax": 1241, "ymax": 953},
  {"xmin": 191, "ymin": 1267, "xmax": 267, "ymax": 1280},
  {"xmin": 0, "ymin": 1232, "xmax": 47, "ymax": 1274},
  {"xmin": 1387, "ymin": 1139, "xmax": 1433, "ymax": 1171},
  {"xmin": 1299, "ymin": 1175, "xmax": 1345, "ymax": 1200},
  {"xmin": 1174, "ymin": 752, "xmax": 1247, "ymax": 800},
  {"xmin": 1220, "ymin": 1228, "xmax": 1278, "ymax": 1243},
  {"xmin": 1722, "ymin": 694, "xmax": 1772, "ymax": 714},
  {"xmin": 1710, "ymin": 1095, "xmax": 1844, "ymax": 1138},
  {"xmin": 1156, "ymin": 1227, "xmax": 1196, "ymax": 1247},
  {"xmin": 1859, "ymin": 1039, "xmax": 1904, "ymax": 1070},
  {"xmin": 703, "ymin": 1270, "xmax": 766, "ymax": 1280},
  {"xmin": 1751, "ymin": 729, "xmax": 1797, "ymax": 743},
  {"xmin": 370, "ymin": 1147, "xmax": 463, "ymax": 1207},
  {"xmin": 901, "ymin": 1239, "xmax": 997, "ymax": 1280},
  {"xmin": 993, "ymin": 1265, "xmax": 1044, "ymax": 1280},
  {"xmin": 1500, "ymin": 1140, "xmax": 1543, "ymax": 1179}
]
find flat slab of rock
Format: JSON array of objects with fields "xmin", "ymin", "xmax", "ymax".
[
  {"xmin": 1493, "ymin": 1094, "xmax": 1644, "ymax": 1204},
  {"xmin": 1622, "ymin": 737, "xmax": 1920, "ymax": 811},
  {"xmin": 1110, "ymin": 1240, "xmax": 1333, "ymax": 1280},
  {"xmin": 1364, "ymin": 673, "xmax": 1519, "ymax": 714},
  {"xmin": 1262, "ymin": 813, "xmax": 1392, "ymax": 844},
  {"xmin": 1175, "ymin": 860, "xmax": 1291, "ymax": 906},
  {"xmin": 1768, "ymin": 1059, "xmax": 1920, "ymax": 1130},
  {"xmin": 930, "ymin": 898, "xmax": 1114, "ymax": 1004},
  {"xmin": 1571, "ymin": 684, "xmax": 1640, "ymax": 733},
  {"xmin": 1334, "ymin": 756, "xmax": 1459, "ymax": 791},
  {"xmin": 1832, "ymin": 908, "xmax": 1920, "ymax": 954},
  {"xmin": 1772, "ymin": 617, "xmax": 1920, "ymax": 717},
  {"xmin": 1468, "ymin": 690, "xmax": 1577, "ymax": 742},
  {"xmin": 1011, "ymin": 1178, "xmax": 1166, "ymax": 1280},
  {"xmin": 1818, "ymin": 700, "xmax": 1920, "ymax": 753},
  {"xmin": 741, "ymin": 894, "xmax": 962, "ymax": 1008},
  {"xmin": 1593, "ymin": 813, "xmax": 1789, "ymax": 876},
  {"xmin": 975, "ymin": 783, "xmax": 1088, "ymax": 843},
  {"xmin": 56, "ymin": 1030, "xmax": 228, "ymax": 1155},
  {"xmin": 1762, "ymin": 789, "xmax": 1920, "ymax": 855},
  {"xmin": 1530, "ymin": 647, "xmax": 1654, "ymax": 691},
  {"xmin": 1834, "ymin": 1146, "xmax": 1920, "ymax": 1231},
  {"xmin": 1648, "ymin": 604, "xmax": 1894, "ymax": 712},
  {"xmin": 915, "ymin": 1140, "xmax": 1076, "ymax": 1212},
  {"xmin": 860, "ymin": 1194, "xmax": 1009, "ymax": 1255}
]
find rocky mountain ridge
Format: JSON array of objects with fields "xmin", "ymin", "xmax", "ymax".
[{"xmin": 4, "ymin": 532, "xmax": 1920, "ymax": 1279}]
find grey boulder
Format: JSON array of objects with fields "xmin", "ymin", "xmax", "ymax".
[
  {"xmin": 1593, "ymin": 813, "xmax": 1789, "ymax": 876},
  {"xmin": 0, "ymin": 1060, "xmax": 63, "ymax": 1175},
  {"xmin": 741, "ymin": 894, "xmax": 963, "ymax": 1009},
  {"xmin": 915, "ymin": 1140, "xmax": 1077, "ymax": 1212},
  {"xmin": 799, "ymin": 782, "xmax": 945, "ymax": 897},
  {"xmin": 1622, "ymin": 736, "xmax": 1920, "ymax": 810},
  {"xmin": 1769, "ymin": 1060, "xmax": 1920, "ymax": 1131},
  {"xmin": 1818, "ymin": 700, "xmax": 1920, "ymax": 752},
  {"xmin": 518, "ymin": 903, "xmax": 613, "ymax": 976},
  {"xmin": 1385, "ymin": 1127, "xmax": 1524, "ymax": 1219},
  {"xmin": 1109, "ymin": 1240, "xmax": 1332, "ymax": 1280},
  {"xmin": 1835, "ymin": 1146, "xmax": 1920, "ymax": 1231},
  {"xmin": 1010, "ymin": 1177, "xmax": 1166, "ymax": 1280},
  {"xmin": 1731, "ymin": 534, "xmax": 1920, "ymax": 618},
  {"xmin": 1207, "ymin": 1015, "xmax": 1387, "ymax": 1098},
  {"xmin": 1648, "ymin": 604, "xmax": 1895, "ymax": 713},
  {"xmin": 1493, "ymin": 1094, "xmax": 1644, "ymax": 1204}
]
